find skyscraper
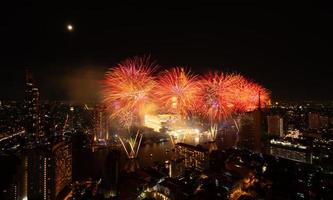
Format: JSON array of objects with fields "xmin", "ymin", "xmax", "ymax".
[
  {"xmin": 238, "ymin": 92, "xmax": 264, "ymax": 152},
  {"xmin": 93, "ymin": 105, "xmax": 109, "ymax": 144},
  {"xmin": 26, "ymin": 141, "xmax": 72, "ymax": 200},
  {"xmin": 26, "ymin": 148, "xmax": 52, "ymax": 200},
  {"xmin": 24, "ymin": 70, "xmax": 41, "ymax": 140},
  {"xmin": 53, "ymin": 141, "xmax": 72, "ymax": 199}
]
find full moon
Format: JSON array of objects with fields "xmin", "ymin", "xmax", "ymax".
[{"xmin": 66, "ymin": 24, "xmax": 74, "ymax": 32}]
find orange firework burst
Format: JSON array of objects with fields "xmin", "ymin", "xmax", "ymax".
[
  {"xmin": 227, "ymin": 74, "xmax": 255, "ymax": 112},
  {"xmin": 102, "ymin": 56, "xmax": 157, "ymax": 126},
  {"xmin": 242, "ymin": 81, "xmax": 270, "ymax": 111},
  {"xmin": 228, "ymin": 75, "xmax": 270, "ymax": 112},
  {"xmin": 198, "ymin": 72, "xmax": 236, "ymax": 122},
  {"xmin": 155, "ymin": 67, "xmax": 201, "ymax": 116}
]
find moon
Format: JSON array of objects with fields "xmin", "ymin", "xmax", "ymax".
[{"xmin": 66, "ymin": 24, "xmax": 74, "ymax": 32}]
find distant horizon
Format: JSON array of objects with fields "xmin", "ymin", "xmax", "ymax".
[{"xmin": 1, "ymin": 65, "xmax": 333, "ymax": 103}]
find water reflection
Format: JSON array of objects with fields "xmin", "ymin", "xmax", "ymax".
[{"xmin": 138, "ymin": 141, "xmax": 173, "ymax": 168}]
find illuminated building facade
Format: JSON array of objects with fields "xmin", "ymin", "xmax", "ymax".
[
  {"xmin": 24, "ymin": 70, "xmax": 41, "ymax": 139},
  {"xmin": 267, "ymin": 115, "xmax": 283, "ymax": 137},
  {"xmin": 27, "ymin": 149, "xmax": 53, "ymax": 200},
  {"xmin": 26, "ymin": 141, "xmax": 72, "ymax": 200},
  {"xmin": 175, "ymin": 143, "xmax": 208, "ymax": 171},
  {"xmin": 93, "ymin": 105, "xmax": 110, "ymax": 144},
  {"xmin": 143, "ymin": 114, "xmax": 173, "ymax": 132},
  {"xmin": 52, "ymin": 141, "xmax": 72, "ymax": 199},
  {"xmin": 269, "ymin": 139, "xmax": 312, "ymax": 163}
]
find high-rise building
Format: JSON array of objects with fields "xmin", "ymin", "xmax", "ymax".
[
  {"xmin": 26, "ymin": 141, "xmax": 72, "ymax": 200},
  {"xmin": 238, "ymin": 92, "xmax": 264, "ymax": 152},
  {"xmin": 24, "ymin": 70, "xmax": 41, "ymax": 140},
  {"xmin": 53, "ymin": 141, "xmax": 72, "ymax": 199},
  {"xmin": 269, "ymin": 139, "xmax": 312, "ymax": 164},
  {"xmin": 93, "ymin": 105, "xmax": 110, "ymax": 144},
  {"xmin": 26, "ymin": 148, "xmax": 52, "ymax": 200},
  {"xmin": 267, "ymin": 115, "xmax": 284, "ymax": 137},
  {"xmin": 238, "ymin": 109, "xmax": 263, "ymax": 152}
]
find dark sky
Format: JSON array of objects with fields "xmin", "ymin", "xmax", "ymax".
[{"xmin": 1, "ymin": 2, "xmax": 333, "ymax": 102}]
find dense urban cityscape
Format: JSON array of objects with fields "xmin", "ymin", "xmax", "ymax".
[
  {"xmin": 1, "ymin": 2, "xmax": 333, "ymax": 200},
  {"xmin": 1, "ymin": 63, "xmax": 333, "ymax": 200}
]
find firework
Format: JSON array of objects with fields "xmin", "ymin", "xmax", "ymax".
[
  {"xmin": 197, "ymin": 72, "xmax": 236, "ymax": 122},
  {"xmin": 207, "ymin": 124, "xmax": 218, "ymax": 142},
  {"xmin": 244, "ymin": 82, "xmax": 270, "ymax": 111},
  {"xmin": 155, "ymin": 67, "xmax": 201, "ymax": 116},
  {"xmin": 102, "ymin": 56, "xmax": 157, "ymax": 127},
  {"xmin": 118, "ymin": 130, "xmax": 143, "ymax": 159},
  {"xmin": 220, "ymin": 74, "xmax": 270, "ymax": 112},
  {"xmin": 226, "ymin": 74, "xmax": 252, "ymax": 112}
]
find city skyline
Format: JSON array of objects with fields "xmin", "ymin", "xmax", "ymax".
[{"xmin": 1, "ymin": 2, "xmax": 333, "ymax": 200}]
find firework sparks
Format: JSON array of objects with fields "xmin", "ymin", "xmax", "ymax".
[
  {"xmin": 197, "ymin": 72, "xmax": 236, "ymax": 122},
  {"xmin": 118, "ymin": 130, "xmax": 143, "ymax": 159},
  {"xmin": 155, "ymin": 67, "xmax": 201, "ymax": 116},
  {"xmin": 198, "ymin": 73, "xmax": 270, "ymax": 119},
  {"xmin": 245, "ymin": 82, "xmax": 270, "ymax": 111},
  {"xmin": 102, "ymin": 56, "xmax": 157, "ymax": 127},
  {"xmin": 207, "ymin": 124, "xmax": 218, "ymax": 142},
  {"xmin": 229, "ymin": 76, "xmax": 270, "ymax": 112}
]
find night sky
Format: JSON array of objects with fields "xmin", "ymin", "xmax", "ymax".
[{"xmin": 1, "ymin": 2, "xmax": 332, "ymax": 102}]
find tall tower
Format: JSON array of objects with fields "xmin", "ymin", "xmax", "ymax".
[
  {"xmin": 238, "ymin": 91, "xmax": 263, "ymax": 152},
  {"xmin": 93, "ymin": 105, "xmax": 110, "ymax": 144},
  {"xmin": 26, "ymin": 141, "xmax": 72, "ymax": 200},
  {"xmin": 24, "ymin": 70, "xmax": 41, "ymax": 140},
  {"xmin": 253, "ymin": 91, "xmax": 263, "ymax": 152},
  {"xmin": 26, "ymin": 149, "xmax": 52, "ymax": 200}
]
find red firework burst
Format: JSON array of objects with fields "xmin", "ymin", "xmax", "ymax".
[
  {"xmin": 197, "ymin": 72, "xmax": 270, "ymax": 122},
  {"xmin": 226, "ymin": 75, "xmax": 270, "ymax": 112},
  {"xmin": 102, "ymin": 56, "xmax": 157, "ymax": 126},
  {"xmin": 242, "ymin": 82, "xmax": 270, "ymax": 111},
  {"xmin": 154, "ymin": 67, "xmax": 201, "ymax": 116},
  {"xmin": 197, "ymin": 72, "xmax": 236, "ymax": 122}
]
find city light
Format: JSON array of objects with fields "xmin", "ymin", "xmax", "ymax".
[
  {"xmin": 2, "ymin": 3, "xmax": 333, "ymax": 200},
  {"xmin": 102, "ymin": 56, "xmax": 270, "ymax": 152}
]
